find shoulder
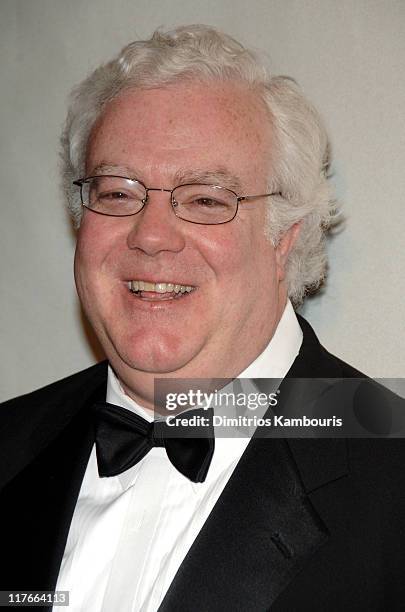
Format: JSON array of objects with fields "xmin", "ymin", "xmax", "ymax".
[
  {"xmin": 291, "ymin": 314, "xmax": 366, "ymax": 378},
  {"xmin": 0, "ymin": 361, "xmax": 108, "ymax": 486},
  {"xmin": 290, "ymin": 314, "xmax": 405, "ymax": 477},
  {"xmin": 0, "ymin": 359, "xmax": 108, "ymax": 432}
]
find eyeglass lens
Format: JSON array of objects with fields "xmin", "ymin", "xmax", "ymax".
[{"xmin": 81, "ymin": 176, "xmax": 238, "ymax": 224}]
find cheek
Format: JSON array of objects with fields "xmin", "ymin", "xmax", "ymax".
[
  {"xmin": 74, "ymin": 220, "xmax": 112, "ymax": 303},
  {"xmin": 75, "ymin": 215, "xmax": 122, "ymax": 275},
  {"xmin": 218, "ymin": 218, "xmax": 276, "ymax": 278},
  {"xmin": 205, "ymin": 221, "xmax": 277, "ymax": 304},
  {"xmin": 74, "ymin": 241, "xmax": 94, "ymax": 315},
  {"xmin": 74, "ymin": 226, "xmax": 95, "ymax": 291},
  {"xmin": 199, "ymin": 228, "xmax": 250, "ymax": 295}
]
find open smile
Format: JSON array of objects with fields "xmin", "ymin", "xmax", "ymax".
[{"xmin": 128, "ymin": 279, "xmax": 197, "ymax": 301}]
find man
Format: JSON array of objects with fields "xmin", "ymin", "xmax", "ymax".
[{"xmin": 1, "ymin": 25, "xmax": 404, "ymax": 611}]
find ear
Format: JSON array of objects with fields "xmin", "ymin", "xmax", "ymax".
[{"xmin": 275, "ymin": 222, "xmax": 301, "ymax": 281}]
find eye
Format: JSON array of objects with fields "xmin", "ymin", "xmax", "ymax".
[
  {"xmin": 98, "ymin": 190, "xmax": 131, "ymax": 201},
  {"xmin": 88, "ymin": 177, "xmax": 144, "ymax": 204},
  {"xmin": 186, "ymin": 196, "xmax": 231, "ymax": 209},
  {"xmin": 194, "ymin": 197, "xmax": 223, "ymax": 207}
]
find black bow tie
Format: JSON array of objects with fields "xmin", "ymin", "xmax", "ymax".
[{"xmin": 93, "ymin": 402, "xmax": 215, "ymax": 483}]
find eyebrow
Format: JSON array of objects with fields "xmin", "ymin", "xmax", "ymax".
[
  {"xmin": 89, "ymin": 163, "xmax": 243, "ymax": 193},
  {"xmin": 173, "ymin": 168, "xmax": 243, "ymax": 193},
  {"xmin": 91, "ymin": 163, "xmax": 141, "ymax": 177}
]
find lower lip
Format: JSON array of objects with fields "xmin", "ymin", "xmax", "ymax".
[{"xmin": 133, "ymin": 289, "xmax": 192, "ymax": 300}]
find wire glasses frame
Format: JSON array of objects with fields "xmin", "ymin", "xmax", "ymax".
[{"xmin": 73, "ymin": 175, "xmax": 280, "ymax": 225}]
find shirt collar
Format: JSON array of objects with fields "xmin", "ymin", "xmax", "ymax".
[{"xmin": 240, "ymin": 299, "xmax": 302, "ymax": 379}]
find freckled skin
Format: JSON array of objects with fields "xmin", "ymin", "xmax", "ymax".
[{"xmin": 74, "ymin": 81, "xmax": 299, "ymax": 409}]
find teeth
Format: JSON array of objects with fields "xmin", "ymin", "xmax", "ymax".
[
  {"xmin": 143, "ymin": 282, "xmax": 155, "ymax": 291},
  {"xmin": 130, "ymin": 280, "xmax": 195, "ymax": 294}
]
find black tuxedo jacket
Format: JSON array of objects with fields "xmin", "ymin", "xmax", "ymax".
[{"xmin": 1, "ymin": 317, "xmax": 405, "ymax": 611}]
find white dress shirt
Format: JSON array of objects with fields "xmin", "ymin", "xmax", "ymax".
[{"xmin": 55, "ymin": 301, "xmax": 302, "ymax": 612}]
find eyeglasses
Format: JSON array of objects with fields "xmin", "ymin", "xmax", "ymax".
[{"xmin": 73, "ymin": 175, "xmax": 279, "ymax": 225}]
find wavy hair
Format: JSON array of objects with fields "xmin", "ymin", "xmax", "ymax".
[{"xmin": 61, "ymin": 24, "xmax": 336, "ymax": 305}]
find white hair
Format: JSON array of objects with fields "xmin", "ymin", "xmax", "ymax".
[{"xmin": 61, "ymin": 24, "xmax": 337, "ymax": 306}]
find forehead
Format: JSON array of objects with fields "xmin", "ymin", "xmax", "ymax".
[{"xmin": 86, "ymin": 80, "xmax": 273, "ymax": 186}]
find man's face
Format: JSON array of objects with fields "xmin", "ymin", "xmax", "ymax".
[{"xmin": 75, "ymin": 81, "xmax": 295, "ymax": 402}]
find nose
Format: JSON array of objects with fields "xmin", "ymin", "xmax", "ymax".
[{"xmin": 126, "ymin": 191, "xmax": 186, "ymax": 256}]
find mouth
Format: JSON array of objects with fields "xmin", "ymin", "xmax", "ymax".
[{"xmin": 128, "ymin": 280, "xmax": 196, "ymax": 301}]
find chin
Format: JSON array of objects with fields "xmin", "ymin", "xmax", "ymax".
[{"xmin": 106, "ymin": 326, "xmax": 206, "ymax": 376}]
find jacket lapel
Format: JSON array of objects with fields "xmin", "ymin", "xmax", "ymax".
[
  {"xmin": 159, "ymin": 435, "xmax": 333, "ymax": 611},
  {"xmin": 160, "ymin": 316, "xmax": 350, "ymax": 611}
]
